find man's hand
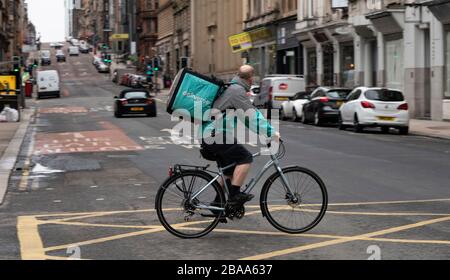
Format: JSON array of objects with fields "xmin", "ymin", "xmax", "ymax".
[{"xmin": 273, "ymin": 132, "xmax": 281, "ymax": 143}]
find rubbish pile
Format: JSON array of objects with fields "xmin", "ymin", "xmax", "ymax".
[{"xmin": 0, "ymin": 107, "xmax": 19, "ymax": 122}]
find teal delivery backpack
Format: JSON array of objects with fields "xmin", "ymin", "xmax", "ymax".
[{"xmin": 167, "ymin": 69, "xmax": 225, "ymax": 123}]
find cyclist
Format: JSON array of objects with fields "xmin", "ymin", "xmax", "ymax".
[{"xmin": 201, "ymin": 65, "xmax": 281, "ymax": 205}]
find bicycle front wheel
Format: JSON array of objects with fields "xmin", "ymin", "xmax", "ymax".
[
  {"xmin": 260, "ymin": 166, "xmax": 328, "ymax": 234},
  {"xmin": 155, "ymin": 171, "xmax": 225, "ymax": 239}
]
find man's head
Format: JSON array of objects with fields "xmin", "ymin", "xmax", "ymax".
[{"xmin": 238, "ymin": 65, "xmax": 255, "ymax": 85}]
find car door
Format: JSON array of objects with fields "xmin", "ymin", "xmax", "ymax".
[
  {"xmin": 344, "ymin": 89, "xmax": 361, "ymax": 122},
  {"xmin": 303, "ymin": 89, "xmax": 317, "ymax": 118},
  {"xmin": 340, "ymin": 90, "xmax": 355, "ymax": 122}
]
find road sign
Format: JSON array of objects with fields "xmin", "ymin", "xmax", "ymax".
[{"xmin": 0, "ymin": 75, "xmax": 17, "ymax": 95}]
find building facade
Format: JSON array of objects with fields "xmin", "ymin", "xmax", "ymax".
[
  {"xmin": 136, "ymin": 0, "xmax": 158, "ymax": 59},
  {"xmin": 156, "ymin": 0, "xmax": 174, "ymax": 79},
  {"xmin": 191, "ymin": 0, "xmax": 244, "ymax": 81}
]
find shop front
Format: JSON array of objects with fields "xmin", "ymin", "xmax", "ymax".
[{"xmin": 276, "ymin": 19, "xmax": 303, "ymax": 75}]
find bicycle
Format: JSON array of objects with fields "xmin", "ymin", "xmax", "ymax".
[{"xmin": 155, "ymin": 141, "xmax": 328, "ymax": 239}]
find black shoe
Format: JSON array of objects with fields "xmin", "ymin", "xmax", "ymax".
[{"xmin": 229, "ymin": 192, "xmax": 255, "ymax": 204}]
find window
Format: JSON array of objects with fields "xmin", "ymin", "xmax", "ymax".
[
  {"xmin": 386, "ymin": 38, "xmax": 404, "ymax": 90},
  {"xmin": 365, "ymin": 90, "xmax": 405, "ymax": 102}
]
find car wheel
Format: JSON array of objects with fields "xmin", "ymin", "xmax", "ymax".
[
  {"xmin": 114, "ymin": 111, "xmax": 122, "ymax": 118},
  {"xmin": 399, "ymin": 127, "xmax": 409, "ymax": 135},
  {"xmin": 301, "ymin": 111, "xmax": 308, "ymax": 124},
  {"xmin": 354, "ymin": 115, "xmax": 363, "ymax": 133},
  {"xmin": 381, "ymin": 127, "xmax": 390, "ymax": 134},
  {"xmin": 292, "ymin": 108, "xmax": 299, "ymax": 122},
  {"xmin": 314, "ymin": 112, "xmax": 322, "ymax": 127},
  {"xmin": 280, "ymin": 108, "xmax": 287, "ymax": 121},
  {"xmin": 338, "ymin": 114, "xmax": 347, "ymax": 131},
  {"xmin": 148, "ymin": 111, "xmax": 157, "ymax": 118}
]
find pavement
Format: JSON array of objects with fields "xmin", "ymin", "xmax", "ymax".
[
  {"xmin": 0, "ymin": 109, "xmax": 34, "ymax": 205},
  {"xmin": 410, "ymin": 119, "xmax": 450, "ymax": 140},
  {"xmin": 0, "ymin": 43, "xmax": 449, "ymax": 260}
]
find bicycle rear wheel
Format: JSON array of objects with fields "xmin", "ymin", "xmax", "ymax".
[
  {"xmin": 155, "ymin": 171, "xmax": 225, "ymax": 239},
  {"xmin": 260, "ymin": 166, "xmax": 328, "ymax": 234}
]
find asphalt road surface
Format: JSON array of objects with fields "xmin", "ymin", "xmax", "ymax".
[{"xmin": 1, "ymin": 44, "xmax": 449, "ymax": 260}]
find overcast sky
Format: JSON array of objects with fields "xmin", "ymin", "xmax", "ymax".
[{"xmin": 26, "ymin": 0, "xmax": 65, "ymax": 42}]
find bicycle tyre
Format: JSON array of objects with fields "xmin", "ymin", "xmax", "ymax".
[
  {"xmin": 155, "ymin": 170, "xmax": 225, "ymax": 239},
  {"xmin": 260, "ymin": 166, "xmax": 328, "ymax": 234}
]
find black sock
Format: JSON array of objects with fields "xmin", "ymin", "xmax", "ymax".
[{"xmin": 230, "ymin": 185, "xmax": 241, "ymax": 197}]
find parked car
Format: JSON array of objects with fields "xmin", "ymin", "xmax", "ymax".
[
  {"xmin": 120, "ymin": 73, "xmax": 133, "ymax": 86},
  {"xmin": 79, "ymin": 46, "xmax": 90, "ymax": 54},
  {"xmin": 339, "ymin": 87, "xmax": 410, "ymax": 135},
  {"xmin": 114, "ymin": 89, "xmax": 157, "ymax": 118},
  {"xmin": 68, "ymin": 46, "xmax": 79, "ymax": 56},
  {"xmin": 40, "ymin": 50, "xmax": 51, "ymax": 66},
  {"xmin": 55, "ymin": 50, "xmax": 66, "ymax": 62},
  {"xmin": 301, "ymin": 87, "xmax": 352, "ymax": 126},
  {"xmin": 280, "ymin": 91, "xmax": 311, "ymax": 122},
  {"xmin": 37, "ymin": 70, "xmax": 60, "ymax": 99},
  {"xmin": 97, "ymin": 62, "xmax": 110, "ymax": 73},
  {"xmin": 129, "ymin": 74, "xmax": 147, "ymax": 88},
  {"xmin": 253, "ymin": 75, "xmax": 306, "ymax": 110},
  {"xmin": 92, "ymin": 56, "xmax": 102, "ymax": 67}
]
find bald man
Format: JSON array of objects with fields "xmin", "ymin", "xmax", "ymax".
[{"xmin": 201, "ymin": 65, "xmax": 281, "ymax": 209}]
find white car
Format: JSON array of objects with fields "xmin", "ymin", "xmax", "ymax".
[
  {"xmin": 68, "ymin": 46, "xmax": 79, "ymax": 56},
  {"xmin": 280, "ymin": 91, "xmax": 310, "ymax": 122},
  {"xmin": 339, "ymin": 87, "xmax": 410, "ymax": 135}
]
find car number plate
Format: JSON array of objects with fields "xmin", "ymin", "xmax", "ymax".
[
  {"xmin": 275, "ymin": 97, "xmax": 289, "ymax": 101},
  {"xmin": 336, "ymin": 101, "xmax": 343, "ymax": 107},
  {"xmin": 131, "ymin": 107, "xmax": 144, "ymax": 112},
  {"xmin": 378, "ymin": 116, "xmax": 395, "ymax": 121}
]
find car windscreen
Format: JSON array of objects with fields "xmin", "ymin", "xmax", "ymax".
[
  {"xmin": 122, "ymin": 92, "xmax": 149, "ymax": 99},
  {"xmin": 294, "ymin": 92, "xmax": 309, "ymax": 100},
  {"xmin": 326, "ymin": 90, "xmax": 351, "ymax": 99},
  {"xmin": 365, "ymin": 90, "xmax": 404, "ymax": 102}
]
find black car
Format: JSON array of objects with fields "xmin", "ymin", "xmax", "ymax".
[
  {"xmin": 302, "ymin": 87, "xmax": 352, "ymax": 126},
  {"xmin": 114, "ymin": 89, "xmax": 157, "ymax": 118}
]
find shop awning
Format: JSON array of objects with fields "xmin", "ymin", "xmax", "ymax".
[
  {"xmin": 366, "ymin": 10, "xmax": 404, "ymax": 35},
  {"xmin": 423, "ymin": 0, "xmax": 450, "ymax": 24}
]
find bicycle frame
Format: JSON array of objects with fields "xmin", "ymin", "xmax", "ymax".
[{"xmin": 189, "ymin": 145, "xmax": 296, "ymax": 212}]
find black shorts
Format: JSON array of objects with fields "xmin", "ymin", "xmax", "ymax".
[{"xmin": 200, "ymin": 142, "xmax": 253, "ymax": 176}]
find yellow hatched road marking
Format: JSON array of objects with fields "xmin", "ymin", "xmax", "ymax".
[
  {"xmin": 17, "ymin": 216, "xmax": 46, "ymax": 260},
  {"xmin": 240, "ymin": 216, "xmax": 450, "ymax": 260}
]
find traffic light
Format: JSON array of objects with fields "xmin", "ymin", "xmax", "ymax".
[
  {"xmin": 102, "ymin": 43, "xmax": 108, "ymax": 50},
  {"xmin": 103, "ymin": 54, "xmax": 112, "ymax": 64},
  {"xmin": 146, "ymin": 61, "xmax": 154, "ymax": 76},
  {"xmin": 12, "ymin": 56, "xmax": 20, "ymax": 73},
  {"xmin": 152, "ymin": 57, "xmax": 160, "ymax": 72}
]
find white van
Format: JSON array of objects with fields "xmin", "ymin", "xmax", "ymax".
[
  {"xmin": 69, "ymin": 46, "xmax": 79, "ymax": 56},
  {"xmin": 253, "ymin": 75, "xmax": 306, "ymax": 109},
  {"xmin": 37, "ymin": 70, "xmax": 60, "ymax": 99}
]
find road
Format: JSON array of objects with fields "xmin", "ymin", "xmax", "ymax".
[{"xmin": 0, "ymin": 44, "xmax": 449, "ymax": 260}]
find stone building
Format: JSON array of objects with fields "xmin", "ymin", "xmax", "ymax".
[
  {"xmin": 172, "ymin": 0, "xmax": 190, "ymax": 73},
  {"xmin": 156, "ymin": 0, "xmax": 174, "ymax": 78},
  {"xmin": 191, "ymin": 0, "xmax": 244, "ymax": 81},
  {"xmin": 136, "ymin": 0, "xmax": 158, "ymax": 59}
]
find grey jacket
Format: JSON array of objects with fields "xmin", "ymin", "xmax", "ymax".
[{"xmin": 201, "ymin": 76, "xmax": 274, "ymax": 138}]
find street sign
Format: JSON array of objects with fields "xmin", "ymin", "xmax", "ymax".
[
  {"xmin": 0, "ymin": 76, "xmax": 17, "ymax": 95},
  {"xmin": 229, "ymin": 32, "xmax": 253, "ymax": 53},
  {"xmin": 109, "ymin": 34, "xmax": 129, "ymax": 41}
]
